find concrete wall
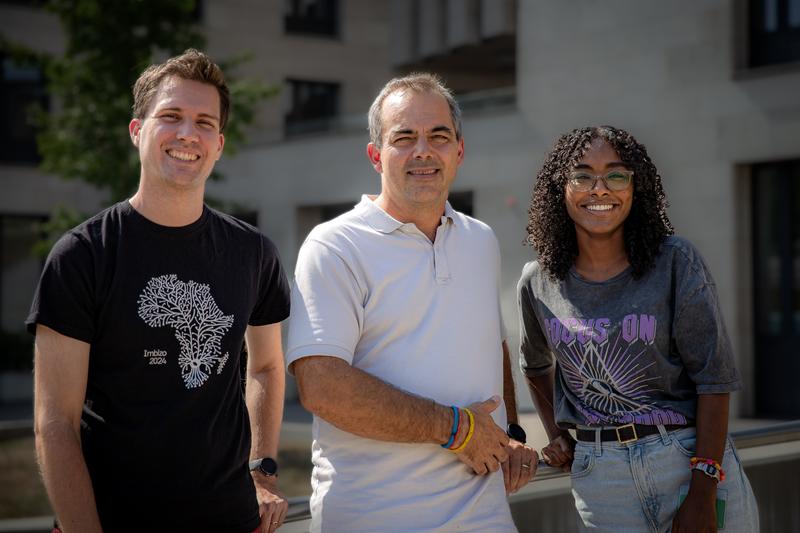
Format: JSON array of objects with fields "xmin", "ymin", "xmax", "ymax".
[
  {"xmin": 514, "ymin": 0, "xmax": 800, "ymax": 414},
  {"xmin": 3, "ymin": 0, "xmax": 799, "ymax": 415},
  {"xmin": 0, "ymin": 3, "xmax": 64, "ymax": 56},
  {"xmin": 208, "ymin": 0, "xmax": 800, "ymax": 414},
  {"xmin": 205, "ymin": 0, "xmax": 392, "ymax": 145}
]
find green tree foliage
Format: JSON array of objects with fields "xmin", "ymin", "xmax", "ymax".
[
  {"xmin": 35, "ymin": 0, "xmax": 202, "ymax": 200},
  {"xmin": 3, "ymin": 0, "xmax": 275, "ymax": 202},
  {"xmin": 0, "ymin": 0, "xmax": 276, "ymax": 257}
]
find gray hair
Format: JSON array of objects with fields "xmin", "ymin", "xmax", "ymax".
[{"xmin": 367, "ymin": 72, "xmax": 462, "ymax": 148}]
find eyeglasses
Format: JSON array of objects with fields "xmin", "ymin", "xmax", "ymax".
[{"xmin": 567, "ymin": 169, "xmax": 633, "ymax": 192}]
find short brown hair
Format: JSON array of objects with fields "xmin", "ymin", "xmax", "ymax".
[
  {"xmin": 367, "ymin": 72, "xmax": 462, "ymax": 148},
  {"xmin": 132, "ymin": 48, "xmax": 230, "ymax": 131}
]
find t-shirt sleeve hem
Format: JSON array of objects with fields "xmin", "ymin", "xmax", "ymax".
[
  {"xmin": 26, "ymin": 314, "xmax": 93, "ymax": 344},
  {"xmin": 696, "ymin": 381, "xmax": 741, "ymax": 394},
  {"xmin": 522, "ymin": 363, "xmax": 555, "ymax": 378},
  {"xmin": 285, "ymin": 344, "xmax": 354, "ymax": 375},
  {"xmin": 248, "ymin": 306, "xmax": 290, "ymax": 327}
]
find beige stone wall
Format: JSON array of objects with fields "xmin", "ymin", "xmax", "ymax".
[
  {"xmin": 204, "ymin": 0, "xmax": 392, "ymax": 145},
  {"xmin": 4, "ymin": 1, "xmax": 799, "ymax": 415},
  {"xmin": 211, "ymin": 0, "xmax": 800, "ymax": 414}
]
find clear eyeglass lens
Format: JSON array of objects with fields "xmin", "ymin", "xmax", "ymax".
[
  {"xmin": 605, "ymin": 172, "xmax": 630, "ymax": 190},
  {"xmin": 570, "ymin": 173, "xmax": 596, "ymax": 191},
  {"xmin": 569, "ymin": 171, "xmax": 631, "ymax": 191}
]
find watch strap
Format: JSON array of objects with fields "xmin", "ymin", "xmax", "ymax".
[
  {"xmin": 507, "ymin": 422, "xmax": 527, "ymax": 444},
  {"xmin": 249, "ymin": 457, "xmax": 278, "ymax": 476}
]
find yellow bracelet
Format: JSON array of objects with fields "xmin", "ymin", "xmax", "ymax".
[{"xmin": 451, "ymin": 408, "xmax": 475, "ymax": 453}]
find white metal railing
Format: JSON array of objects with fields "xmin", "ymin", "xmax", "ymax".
[{"xmin": 282, "ymin": 419, "xmax": 800, "ymax": 524}]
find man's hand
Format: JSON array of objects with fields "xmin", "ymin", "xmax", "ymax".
[
  {"xmin": 253, "ymin": 475, "xmax": 288, "ymax": 533},
  {"xmin": 672, "ymin": 475, "xmax": 718, "ymax": 533},
  {"xmin": 541, "ymin": 434, "xmax": 575, "ymax": 472},
  {"xmin": 455, "ymin": 396, "xmax": 509, "ymax": 475},
  {"xmin": 501, "ymin": 440, "xmax": 538, "ymax": 494}
]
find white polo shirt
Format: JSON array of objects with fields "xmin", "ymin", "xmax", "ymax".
[{"xmin": 287, "ymin": 195, "xmax": 515, "ymax": 533}]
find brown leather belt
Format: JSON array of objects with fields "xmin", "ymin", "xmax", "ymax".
[{"xmin": 575, "ymin": 423, "xmax": 691, "ymax": 444}]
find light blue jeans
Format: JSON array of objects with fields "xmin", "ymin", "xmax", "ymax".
[{"xmin": 570, "ymin": 426, "xmax": 759, "ymax": 532}]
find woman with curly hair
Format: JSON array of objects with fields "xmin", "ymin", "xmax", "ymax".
[{"xmin": 518, "ymin": 126, "xmax": 758, "ymax": 532}]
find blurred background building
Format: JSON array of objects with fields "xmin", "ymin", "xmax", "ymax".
[{"xmin": 1, "ymin": 0, "xmax": 799, "ymax": 424}]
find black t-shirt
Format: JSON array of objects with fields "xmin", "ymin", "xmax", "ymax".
[{"xmin": 27, "ymin": 201, "xmax": 290, "ymax": 533}]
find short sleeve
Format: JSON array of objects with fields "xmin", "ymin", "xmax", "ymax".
[
  {"xmin": 249, "ymin": 234, "xmax": 291, "ymax": 326},
  {"xmin": 672, "ymin": 251, "xmax": 741, "ymax": 394},
  {"xmin": 26, "ymin": 232, "xmax": 96, "ymax": 343},
  {"xmin": 517, "ymin": 273, "xmax": 554, "ymax": 378},
  {"xmin": 285, "ymin": 238, "xmax": 365, "ymax": 373}
]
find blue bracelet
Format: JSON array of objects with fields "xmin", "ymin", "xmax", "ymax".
[{"xmin": 441, "ymin": 406, "xmax": 459, "ymax": 448}]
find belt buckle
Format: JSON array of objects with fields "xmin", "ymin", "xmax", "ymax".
[{"xmin": 615, "ymin": 423, "xmax": 638, "ymax": 444}]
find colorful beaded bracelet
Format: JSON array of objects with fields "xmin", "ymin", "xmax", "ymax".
[{"xmin": 690, "ymin": 456, "xmax": 725, "ymax": 482}]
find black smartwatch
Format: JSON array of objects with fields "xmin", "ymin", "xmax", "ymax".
[
  {"xmin": 507, "ymin": 423, "xmax": 527, "ymax": 444},
  {"xmin": 249, "ymin": 457, "xmax": 278, "ymax": 477}
]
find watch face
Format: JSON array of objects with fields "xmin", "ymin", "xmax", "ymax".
[
  {"xmin": 507, "ymin": 423, "xmax": 527, "ymax": 444},
  {"xmin": 258, "ymin": 457, "xmax": 278, "ymax": 476}
]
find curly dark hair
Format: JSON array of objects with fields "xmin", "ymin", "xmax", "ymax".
[{"xmin": 525, "ymin": 125, "xmax": 674, "ymax": 280}]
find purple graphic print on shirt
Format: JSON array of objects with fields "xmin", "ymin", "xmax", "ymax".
[{"xmin": 544, "ymin": 313, "xmax": 687, "ymax": 426}]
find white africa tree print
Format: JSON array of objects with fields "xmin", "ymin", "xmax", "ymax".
[{"xmin": 137, "ymin": 274, "xmax": 234, "ymax": 389}]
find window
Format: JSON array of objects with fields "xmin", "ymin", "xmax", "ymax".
[
  {"xmin": 0, "ymin": 57, "xmax": 47, "ymax": 164},
  {"xmin": 752, "ymin": 160, "xmax": 800, "ymax": 417},
  {"xmin": 190, "ymin": 0, "xmax": 203, "ymax": 22},
  {"xmin": 749, "ymin": 0, "xmax": 800, "ymax": 67},
  {"xmin": 320, "ymin": 202, "xmax": 352, "ymax": 222},
  {"xmin": 0, "ymin": 214, "xmax": 45, "ymax": 371},
  {"xmin": 447, "ymin": 191, "xmax": 474, "ymax": 217},
  {"xmin": 232, "ymin": 211, "xmax": 258, "ymax": 228},
  {"xmin": 284, "ymin": 0, "xmax": 338, "ymax": 36},
  {"xmin": 284, "ymin": 79, "xmax": 339, "ymax": 136}
]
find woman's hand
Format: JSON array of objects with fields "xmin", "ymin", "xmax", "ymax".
[
  {"xmin": 541, "ymin": 434, "xmax": 576, "ymax": 472},
  {"xmin": 672, "ymin": 474, "xmax": 718, "ymax": 533}
]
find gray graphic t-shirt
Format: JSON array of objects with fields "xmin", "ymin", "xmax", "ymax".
[{"xmin": 518, "ymin": 236, "xmax": 740, "ymax": 428}]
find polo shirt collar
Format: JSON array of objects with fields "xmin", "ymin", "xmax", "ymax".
[{"xmin": 359, "ymin": 195, "xmax": 456, "ymax": 234}]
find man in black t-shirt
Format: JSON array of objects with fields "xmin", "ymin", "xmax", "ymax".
[{"xmin": 27, "ymin": 50, "xmax": 290, "ymax": 533}]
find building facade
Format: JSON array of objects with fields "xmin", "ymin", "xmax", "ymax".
[{"xmin": 2, "ymin": 0, "xmax": 799, "ymax": 418}]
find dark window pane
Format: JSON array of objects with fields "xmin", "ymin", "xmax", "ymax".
[
  {"xmin": 794, "ymin": 163, "xmax": 800, "ymax": 333},
  {"xmin": 191, "ymin": 0, "xmax": 203, "ymax": 22},
  {"xmin": 230, "ymin": 211, "xmax": 257, "ymax": 228},
  {"xmin": 284, "ymin": 0, "xmax": 338, "ymax": 36},
  {"xmin": 764, "ymin": 0, "xmax": 779, "ymax": 31},
  {"xmin": 749, "ymin": 0, "xmax": 800, "ymax": 67},
  {"xmin": 753, "ymin": 165, "xmax": 786, "ymax": 335},
  {"xmin": 0, "ymin": 1, "xmax": 47, "ymax": 6},
  {"xmin": 448, "ymin": 191, "xmax": 474, "ymax": 217},
  {"xmin": 284, "ymin": 79, "xmax": 339, "ymax": 136},
  {"xmin": 320, "ymin": 202, "xmax": 352, "ymax": 222},
  {"xmin": 0, "ymin": 57, "xmax": 47, "ymax": 164},
  {"xmin": 1, "ymin": 214, "xmax": 45, "ymax": 332},
  {"xmin": 0, "ymin": 212, "xmax": 46, "ymax": 372},
  {"xmin": 752, "ymin": 159, "xmax": 800, "ymax": 417},
  {"xmin": 791, "ymin": 0, "xmax": 800, "ymax": 27}
]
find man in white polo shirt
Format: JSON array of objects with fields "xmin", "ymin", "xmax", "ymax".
[{"xmin": 287, "ymin": 73, "xmax": 538, "ymax": 532}]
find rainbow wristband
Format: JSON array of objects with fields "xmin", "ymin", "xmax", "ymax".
[
  {"xmin": 451, "ymin": 408, "xmax": 475, "ymax": 453},
  {"xmin": 441, "ymin": 406, "xmax": 459, "ymax": 448}
]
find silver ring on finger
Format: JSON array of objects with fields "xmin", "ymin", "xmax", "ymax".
[{"xmin": 521, "ymin": 463, "xmax": 531, "ymax": 469}]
